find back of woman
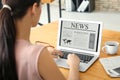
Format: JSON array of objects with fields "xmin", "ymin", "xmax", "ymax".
[
  {"xmin": 0, "ymin": 0, "xmax": 41, "ymax": 80},
  {"xmin": 15, "ymin": 40, "xmax": 44, "ymax": 80},
  {"xmin": 0, "ymin": 0, "xmax": 80, "ymax": 80}
]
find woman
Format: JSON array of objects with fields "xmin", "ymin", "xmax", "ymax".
[{"xmin": 0, "ymin": 0, "xmax": 80, "ymax": 80}]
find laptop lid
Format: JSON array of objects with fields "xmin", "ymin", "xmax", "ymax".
[{"xmin": 57, "ymin": 18, "xmax": 103, "ymax": 55}]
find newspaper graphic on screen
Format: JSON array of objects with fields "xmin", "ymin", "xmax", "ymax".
[{"xmin": 60, "ymin": 20, "xmax": 100, "ymax": 52}]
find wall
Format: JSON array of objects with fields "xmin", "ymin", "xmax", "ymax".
[
  {"xmin": 52, "ymin": 0, "xmax": 120, "ymax": 12},
  {"xmin": 95, "ymin": 0, "xmax": 120, "ymax": 12}
]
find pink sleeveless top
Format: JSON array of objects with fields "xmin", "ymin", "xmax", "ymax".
[{"xmin": 15, "ymin": 40, "xmax": 45, "ymax": 80}]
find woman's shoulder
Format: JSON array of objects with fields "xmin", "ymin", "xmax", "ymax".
[
  {"xmin": 15, "ymin": 39, "xmax": 46, "ymax": 57},
  {"xmin": 16, "ymin": 39, "xmax": 45, "ymax": 49}
]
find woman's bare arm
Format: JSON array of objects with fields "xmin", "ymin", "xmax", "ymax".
[
  {"xmin": 67, "ymin": 54, "xmax": 80, "ymax": 80},
  {"xmin": 38, "ymin": 47, "xmax": 80, "ymax": 80},
  {"xmin": 38, "ymin": 47, "xmax": 66, "ymax": 80}
]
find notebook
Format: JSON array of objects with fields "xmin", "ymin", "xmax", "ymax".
[
  {"xmin": 100, "ymin": 56, "xmax": 120, "ymax": 77},
  {"xmin": 54, "ymin": 18, "xmax": 103, "ymax": 72}
]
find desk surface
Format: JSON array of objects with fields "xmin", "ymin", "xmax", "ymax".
[
  {"xmin": 41, "ymin": 0, "xmax": 54, "ymax": 3},
  {"xmin": 30, "ymin": 22, "xmax": 120, "ymax": 80}
]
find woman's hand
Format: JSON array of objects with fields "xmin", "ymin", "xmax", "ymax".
[
  {"xmin": 47, "ymin": 46, "xmax": 63, "ymax": 58},
  {"xmin": 66, "ymin": 54, "xmax": 80, "ymax": 69}
]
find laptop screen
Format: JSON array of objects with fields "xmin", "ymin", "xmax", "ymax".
[{"xmin": 59, "ymin": 20, "xmax": 101, "ymax": 52}]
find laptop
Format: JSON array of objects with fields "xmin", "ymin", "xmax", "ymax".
[{"xmin": 54, "ymin": 18, "xmax": 103, "ymax": 72}]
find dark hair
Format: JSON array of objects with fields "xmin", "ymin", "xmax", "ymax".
[
  {"xmin": 0, "ymin": 0, "xmax": 40, "ymax": 80},
  {"xmin": 0, "ymin": 0, "xmax": 2, "ymax": 9}
]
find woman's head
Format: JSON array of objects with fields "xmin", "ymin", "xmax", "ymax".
[
  {"xmin": 2, "ymin": 0, "xmax": 41, "ymax": 26},
  {"xmin": 0, "ymin": 0, "xmax": 41, "ymax": 80},
  {"xmin": 2, "ymin": 0, "xmax": 41, "ymax": 17}
]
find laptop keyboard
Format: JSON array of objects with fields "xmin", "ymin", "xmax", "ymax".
[{"xmin": 60, "ymin": 50, "xmax": 94, "ymax": 63}]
